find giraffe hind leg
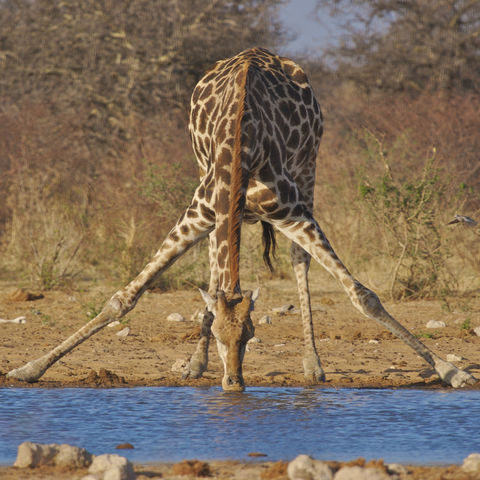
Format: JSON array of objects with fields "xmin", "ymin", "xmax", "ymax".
[{"xmin": 290, "ymin": 242, "xmax": 325, "ymax": 382}]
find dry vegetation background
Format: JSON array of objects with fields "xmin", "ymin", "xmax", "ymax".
[{"xmin": 1, "ymin": 0, "xmax": 479, "ymax": 301}]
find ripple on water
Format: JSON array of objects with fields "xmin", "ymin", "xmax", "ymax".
[{"xmin": 0, "ymin": 387, "xmax": 479, "ymax": 465}]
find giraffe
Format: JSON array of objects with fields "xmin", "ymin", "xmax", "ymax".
[{"xmin": 7, "ymin": 47, "xmax": 476, "ymax": 391}]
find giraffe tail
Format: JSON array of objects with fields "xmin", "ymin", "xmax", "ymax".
[{"xmin": 261, "ymin": 221, "xmax": 277, "ymax": 272}]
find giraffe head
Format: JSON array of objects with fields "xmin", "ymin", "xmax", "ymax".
[{"xmin": 200, "ymin": 288, "xmax": 258, "ymax": 391}]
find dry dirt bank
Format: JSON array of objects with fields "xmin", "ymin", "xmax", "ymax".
[{"xmin": 1, "ymin": 278, "xmax": 479, "ymax": 479}]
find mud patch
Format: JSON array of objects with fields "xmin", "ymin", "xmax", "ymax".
[{"xmin": 83, "ymin": 368, "xmax": 126, "ymax": 387}]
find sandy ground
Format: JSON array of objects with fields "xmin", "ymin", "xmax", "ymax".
[{"xmin": 1, "ymin": 275, "xmax": 479, "ymax": 479}]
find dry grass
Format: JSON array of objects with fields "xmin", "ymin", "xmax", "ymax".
[{"xmin": 1, "ymin": 92, "xmax": 479, "ymax": 297}]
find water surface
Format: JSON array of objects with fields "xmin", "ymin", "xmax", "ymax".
[{"xmin": 1, "ymin": 387, "xmax": 479, "ymax": 465}]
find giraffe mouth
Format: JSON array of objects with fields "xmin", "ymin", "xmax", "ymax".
[{"xmin": 222, "ymin": 374, "xmax": 245, "ymax": 392}]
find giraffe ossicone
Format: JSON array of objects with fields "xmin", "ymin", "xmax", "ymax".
[{"xmin": 7, "ymin": 48, "xmax": 477, "ymax": 390}]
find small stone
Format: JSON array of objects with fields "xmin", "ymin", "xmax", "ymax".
[
  {"xmin": 274, "ymin": 343, "xmax": 286, "ymax": 347},
  {"xmin": 0, "ymin": 316, "xmax": 26, "ymax": 324},
  {"xmin": 368, "ymin": 339, "xmax": 379, "ymax": 344},
  {"xmin": 116, "ymin": 327, "xmax": 130, "ymax": 337},
  {"xmin": 108, "ymin": 321, "xmax": 121, "ymax": 328},
  {"xmin": 171, "ymin": 358, "xmax": 189, "ymax": 373},
  {"xmin": 334, "ymin": 466, "xmax": 389, "ymax": 480},
  {"xmin": 272, "ymin": 304, "xmax": 294, "ymax": 315},
  {"xmin": 248, "ymin": 336, "xmax": 262, "ymax": 343},
  {"xmin": 6, "ymin": 288, "xmax": 43, "ymax": 302},
  {"xmin": 115, "ymin": 443, "xmax": 134, "ymax": 450},
  {"xmin": 287, "ymin": 454, "xmax": 333, "ymax": 480},
  {"xmin": 88, "ymin": 454, "xmax": 135, "ymax": 480},
  {"xmin": 190, "ymin": 309, "xmax": 204, "ymax": 322},
  {"xmin": 386, "ymin": 463, "xmax": 408, "ymax": 475},
  {"xmin": 426, "ymin": 320, "xmax": 446, "ymax": 329},
  {"xmin": 446, "ymin": 354, "xmax": 462, "ymax": 362},
  {"xmin": 167, "ymin": 312, "xmax": 185, "ymax": 322},
  {"xmin": 259, "ymin": 315, "xmax": 272, "ymax": 325},
  {"xmin": 473, "ymin": 326, "xmax": 480, "ymax": 337},
  {"xmin": 462, "ymin": 453, "xmax": 480, "ymax": 473}
]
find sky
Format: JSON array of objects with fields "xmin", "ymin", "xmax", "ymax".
[{"xmin": 278, "ymin": 0, "xmax": 345, "ymax": 56}]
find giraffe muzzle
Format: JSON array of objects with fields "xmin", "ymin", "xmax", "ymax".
[{"xmin": 222, "ymin": 374, "xmax": 245, "ymax": 392}]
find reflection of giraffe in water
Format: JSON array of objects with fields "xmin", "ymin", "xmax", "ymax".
[{"xmin": 7, "ymin": 48, "xmax": 477, "ymax": 390}]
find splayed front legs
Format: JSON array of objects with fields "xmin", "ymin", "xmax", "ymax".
[{"xmin": 7, "ymin": 190, "xmax": 214, "ymax": 383}]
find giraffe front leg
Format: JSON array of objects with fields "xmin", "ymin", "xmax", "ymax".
[
  {"xmin": 182, "ymin": 232, "xmax": 218, "ymax": 379},
  {"xmin": 291, "ymin": 242, "xmax": 325, "ymax": 383},
  {"xmin": 351, "ymin": 285, "xmax": 477, "ymax": 387},
  {"xmin": 182, "ymin": 310, "xmax": 214, "ymax": 379},
  {"xmin": 7, "ymin": 189, "xmax": 215, "ymax": 383},
  {"xmin": 274, "ymin": 215, "xmax": 478, "ymax": 388}
]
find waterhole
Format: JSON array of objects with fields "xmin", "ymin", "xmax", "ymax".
[{"xmin": 1, "ymin": 387, "xmax": 479, "ymax": 465}]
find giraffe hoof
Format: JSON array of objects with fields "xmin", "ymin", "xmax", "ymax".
[
  {"xmin": 7, "ymin": 360, "xmax": 45, "ymax": 383},
  {"xmin": 434, "ymin": 358, "xmax": 478, "ymax": 388},
  {"xmin": 181, "ymin": 359, "xmax": 206, "ymax": 379},
  {"xmin": 303, "ymin": 356, "xmax": 325, "ymax": 383}
]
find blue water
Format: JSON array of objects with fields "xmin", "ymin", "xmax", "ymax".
[{"xmin": 1, "ymin": 387, "xmax": 479, "ymax": 465}]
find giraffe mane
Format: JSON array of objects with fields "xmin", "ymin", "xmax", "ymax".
[{"xmin": 227, "ymin": 61, "xmax": 250, "ymax": 292}]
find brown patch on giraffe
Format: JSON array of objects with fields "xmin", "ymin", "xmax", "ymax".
[{"xmin": 200, "ymin": 204, "xmax": 215, "ymax": 222}]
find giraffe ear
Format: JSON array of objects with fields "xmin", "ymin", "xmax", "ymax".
[
  {"xmin": 241, "ymin": 288, "xmax": 259, "ymax": 313},
  {"xmin": 199, "ymin": 289, "xmax": 216, "ymax": 313}
]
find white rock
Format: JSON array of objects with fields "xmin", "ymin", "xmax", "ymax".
[
  {"xmin": 116, "ymin": 327, "xmax": 130, "ymax": 337},
  {"xmin": 334, "ymin": 466, "xmax": 389, "ymax": 480},
  {"xmin": 446, "ymin": 354, "xmax": 462, "ymax": 362},
  {"xmin": 368, "ymin": 339, "xmax": 379, "ymax": 344},
  {"xmin": 386, "ymin": 463, "xmax": 408, "ymax": 475},
  {"xmin": 473, "ymin": 326, "xmax": 480, "ymax": 337},
  {"xmin": 287, "ymin": 454, "xmax": 333, "ymax": 480},
  {"xmin": 107, "ymin": 321, "xmax": 121, "ymax": 328},
  {"xmin": 248, "ymin": 336, "xmax": 262, "ymax": 343},
  {"xmin": 88, "ymin": 454, "xmax": 135, "ymax": 480},
  {"xmin": 54, "ymin": 443, "xmax": 92, "ymax": 468},
  {"xmin": 274, "ymin": 343, "xmax": 286, "ymax": 348},
  {"xmin": 259, "ymin": 315, "xmax": 272, "ymax": 325},
  {"xmin": 462, "ymin": 453, "xmax": 480, "ymax": 473},
  {"xmin": 14, "ymin": 442, "xmax": 93, "ymax": 469},
  {"xmin": 426, "ymin": 320, "xmax": 446, "ymax": 329},
  {"xmin": 0, "ymin": 316, "xmax": 26, "ymax": 324},
  {"xmin": 167, "ymin": 312, "xmax": 185, "ymax": 322},
  {"xmin": 14, "ymin": 442, "xmax": 58, "ymax": 468}
]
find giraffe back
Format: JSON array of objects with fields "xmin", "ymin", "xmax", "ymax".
[{"xmin": 189, "ymin": 47, "xmax": 323, "ymax": 294}]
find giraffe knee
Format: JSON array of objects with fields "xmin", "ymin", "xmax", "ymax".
[{"xmin": 353, "ymin": 284, "xmax": 384, "ymax": 317}]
